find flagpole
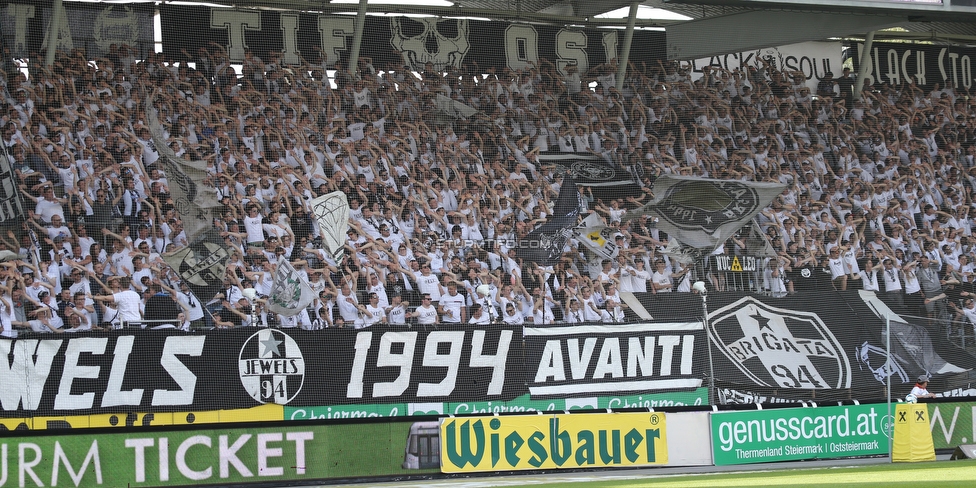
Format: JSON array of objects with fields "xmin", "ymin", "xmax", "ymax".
[
  {"xmin": 693, "ymin": 281, "xmax": 715, "ymax": 404},
  {"xmin": 243, "ymin": 287, "xmax": 258, "ymax": 327},
  {"xmin": 886, "ymin": 312, "xmax": 892, "ymax": 463}
]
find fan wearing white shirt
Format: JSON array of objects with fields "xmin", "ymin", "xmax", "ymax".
[
  {"xmin": 564, "ymin": 298, "xmax": 585, "ymax": 324},
  {"xmin": 600, "ymin": 298, "xmax": 626, "ymax": 323},
  {"xmin": 438, "ymin": 282, "xmax": 466, "ymax": 324},
  {"xmin": 468, "ymin": 303, "xmax": 491, "ymax": 325},
  {"xmin": 502, "ymin": 302, "xmax": 524, "ymax": 325},
  {"xmin": 386, "ymin": 294, "xmax": 409, "ymax": 326},
  {"xmin": 358, "ymin": 293, "xmax": 387, "ymax": 328},
  {"xmin": 532, "ymin": 296, "xmax": 555, "ymax": 325},
  {"xmin": 412, "ymin": 294, "xmax": 440, "ymax": 325},
  {"xmin": 93, "ymin": 276, "xmax": 142, "ymax": 325}
]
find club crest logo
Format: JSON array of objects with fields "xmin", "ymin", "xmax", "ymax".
[
  {"xmin": 708, "ymin": 297, "xmax": 850, "ymax": 389},
  {"xmin": 656, "ymin": 179, "xmax": 761, "ymax": 233},
  {"xmin": 239, "ymin": 329, "xmax": 305, "ymax": 404},
  {"xmin": 569, "ymin": 161, "xmax": 616, "ymax": 181}
]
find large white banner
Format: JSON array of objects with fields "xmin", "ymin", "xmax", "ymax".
[{"xmin": 686, "ymin": 41, "xmax": 844, "ymax": 93}]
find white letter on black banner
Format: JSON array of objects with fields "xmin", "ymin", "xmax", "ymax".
[
  {"xmin": 102, "ymin": 336, "xmax": 144, "ymax": 407},
  {"xmin": 210, "ymin": 9, "xmax": 262, "ymax": 62},
  {"xmin": 55, "ymin": 338, "xmax": 107, "ymax": 410},
  {"xmin": 469, "ymin": 330, "xmax": 512, "ymax": 396},
  {"xmin": 417, "ymin": 331, "xmax": 463, "ymax": 397},
  {"xmin": 279, "ymin": 14, "xmax": 301, "ymax": 66},
  {"xmin": 346, "ymin": 331, "xmax": 371, "ymax": 398},
  {"xmin": 0, "ymin": 339, "xmax": 61, "ymax": 411},
  {"xmin": 152, "ymin": 336, "xmax": 204, "ymax": 406},
  {"xmin": 534, "ymin": 339, "xmax": 566, "ymax": 383},
  {"xmin": 318, "ymin": 16, "xmax": 355, "ymax": 67},
  {"xmin": 555, "ymin": 29, "xmax": 588, "ymax": 76},
  {"xmin": 504, "ymin": 24, "xmax": 539, "ymax": 73},
  {"xmin": 373, "ymin": 332, "xmax": 417, "ymax": 398}
]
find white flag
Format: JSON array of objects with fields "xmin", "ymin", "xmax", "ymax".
[
  {"xmin": 146, "ymin": 97, "xmax": 222, "ymax": 243},
  {"xmin": 310, "ymin": 191, "xmax": 350, "ymax": 264},
  {"xmin": 574, "ymin": 224, "xmax": 619, "ymax": 262},
  {"xmin": 267, "ymin": 260, "xmax": 316, "ymax": 316}
]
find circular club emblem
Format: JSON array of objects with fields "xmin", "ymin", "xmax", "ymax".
[
  {"xmin": 657, "ymin": 180, "xmax": 761, "ymax": 232},
  {"xmin": 569, "ymin": 161, "xmax": 615, "ymax": 181},
  {"xmin": 708, "ymin": 297, "xmax": 850, "ymax": 390},
  {"xmin": 239, "ymin": 329, "xmax": 305, "ymax": 404}
]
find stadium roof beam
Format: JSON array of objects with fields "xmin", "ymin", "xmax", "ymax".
[
  {"xmin": 667, "ymin": 11, "xmax": 904, "ymax": 60},
  {"xmin": 182, "ymin": 1, "xmax": 685, "ymax": 27},
  {"xmin": 45, "ymin": 0, "xmax": 65, "ymax": 67},
  {"xmin": 865, "ymin": 30, "xmax": 976, "ymax": 44},
  {"xmin": 347, "ymin": 0, "xmax": 369, "ymax": 75},
  {"xmin": 616, "ymin": 1, "xmax": 641, "ymax": 92}
]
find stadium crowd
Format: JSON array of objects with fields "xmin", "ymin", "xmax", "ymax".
[{"xmin": 2, "ymin": 42, "xmax": 976, "ymax": 335}]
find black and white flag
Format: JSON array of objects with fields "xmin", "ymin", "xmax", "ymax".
[
  {"xmin": 146, "ymin": 96, "xmax": 222, "ymax": 243},
  {"xmin": 517, "ymin": 176, "xmax": 581, "ymax": 267},
  {"xmin": 311, "ymin": 191, "xmax": 349, "ymax": 264},
  {"xmin": 161, "ymin": 230, "xmax": 230, "ymax": 301},
  {"xmin": 537, "ymin": 152, "xmax": 644, "ymax": 201},
  {"xmin": 626, "ymin": 176, "xmax": 785, "ymax": 250},
  {"xmin": 267, "ymin": 260, "xmax": 315, "ymax": 316},
  {"xmin": 0, "ymin": 146, "xmax": 26, "ymax": 225}
]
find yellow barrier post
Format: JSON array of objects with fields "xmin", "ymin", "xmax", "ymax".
[{"xmin": 892, "ymin": 403, "xmax": 935, "ymax": 462}]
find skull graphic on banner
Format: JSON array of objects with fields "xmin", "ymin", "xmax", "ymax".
[{"xmin": 391, "ymin": 17, "xmax": 470, "ymax": 71}]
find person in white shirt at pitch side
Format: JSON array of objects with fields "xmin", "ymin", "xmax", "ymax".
[{"xmin": 910, "ymin": 375, "xmax": 937, "ymax": 399}]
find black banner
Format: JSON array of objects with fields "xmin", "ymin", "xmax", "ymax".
[
  {"xmin": 0, "ymin": 325, "xmax": 522, "ymax": 416},
  {"xmin": 538, "ymin": 152, "xmax": 644, "ymax": 202},
  {"xmin": 0, "ymin": 147, "xmax": 26, "ymax": 225},
  {"xmin": 516, "ymin": 177, "xmax": 581, "ymax": 267},
  {"xmin": 0, "ymin": 2, "xmax": 155, "ymax": 58},
  {"xmin": 158, "ymin": 7, "xmax": 664, "ymax": 71},
  {"xmin": 852, "ymin": 41, "xmax": 976, "ymax": 90},
  {"xmin": 523, "ymin": 323, "xmax": 707, "ymax": 398},
  {"xmin": 3, "ymin": 293, "xmax": 974, "ymax": 416},
  {"xmin": 645, "ymin": 291, "xmax": 976, "ymax": 403}
]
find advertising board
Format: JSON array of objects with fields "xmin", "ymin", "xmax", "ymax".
[
  {"xmin": 928, "ymin": 401, "xmax": 976, "ymax": 449},
  {"xmin": 283, "ymin": 388, "xmax": 708, "ymax": 420},
  {"xmin": 711, "ymin": 404, "xmax": 889, "ymax": 465},
  {"xmin": 0, "ymin": 420, "xmax": 436, "ymax": 487},
  {"xmin": 0, "ymin": 404, "xmax": 283, "ymax": 432},
  {"xmin": 440, "ymin": 412, "xmax": 668, "ymax": 473}
]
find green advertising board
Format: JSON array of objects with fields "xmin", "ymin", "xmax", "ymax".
[
  {"xmin": 283, "ymin": 388, "xmax": 708, "ymax": 420},
  {"xmin": 0, "ymin": 421, "xmax": 438, "ymax": 487},
  {"xmin": 928, "ymin": 401, "xmax": 976, "ymax": 450},
  {"xmin": 711, "ymin": 404, "xmax": 889, "ymax": 465}
]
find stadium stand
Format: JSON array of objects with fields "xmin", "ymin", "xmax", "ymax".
[{"xmin": 1, "ymin": 26, "xmax": 975, "ymax": 341}]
